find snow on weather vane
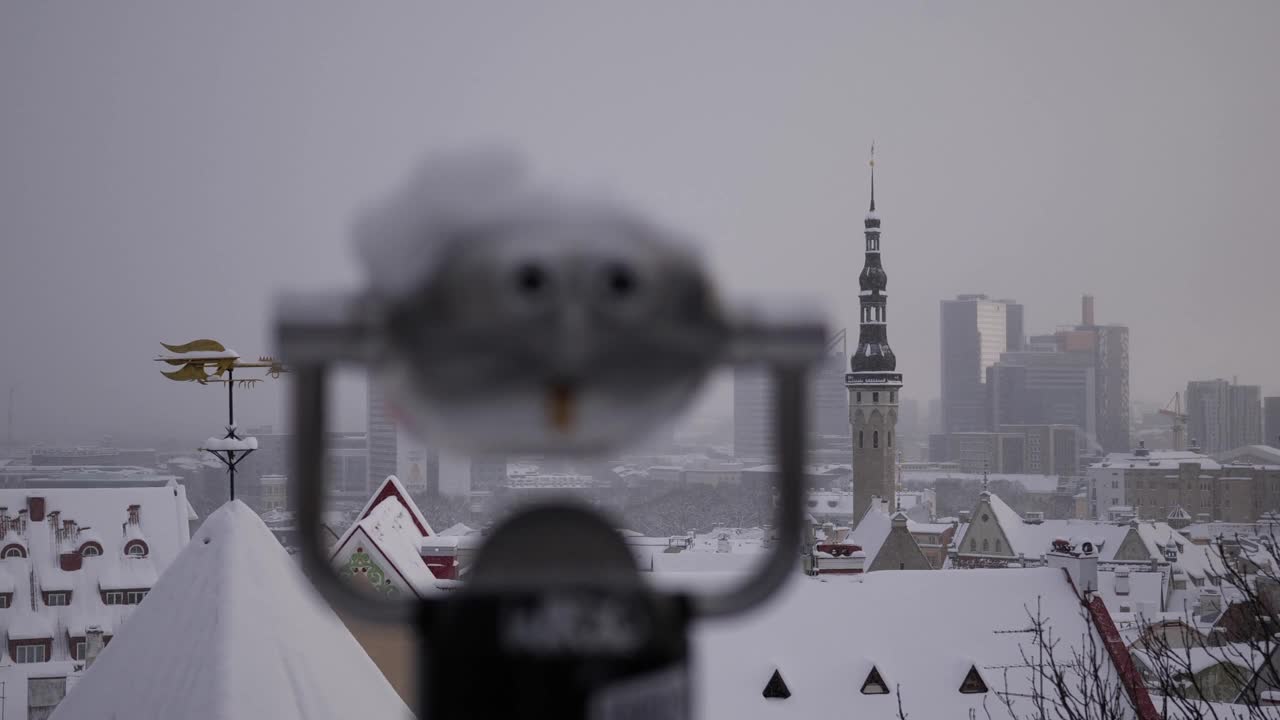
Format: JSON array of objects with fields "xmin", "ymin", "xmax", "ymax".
[{"xmin": 154, "ymin": 338, "xmax": 289, "ymax": 501}]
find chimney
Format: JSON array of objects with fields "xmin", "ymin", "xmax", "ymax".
[
  {"xmin": 1082, "ymin": 294, "xmax": 1095, "ymax": 327},
  {"xmin": 85, "ymin": 626, "xmax": 105, "ymax": 669},
  {"xmin": 1197, "ymin": 588, "xmax": 1223, "ymax": 622},
  {"xmin": 958, "ymin": 510, "xmax": 972, "ymax": 524},
  {"xmin": 1046, "ymin": 540, "xmax": 1098, "ymax": 596},
  {"xmin": 127, "ymin": 504, "xmax": 140, "ymax": 526},
  {"xmin": 59, "ymin": 548, "xmax": 82, "ymax": 571},
  {"xmin": 28, "ymin": 496, "xmax": 45, "ymax": 522},
  {"xmin": 0, "ymin": 507, "xmax": 8, "ymax": 539},
  {"xmin": 1115, "ymin": 567, "xmax": 1130, "ymax": 596},
  {"xmin": 48, "ymin": 509, "xmax": 60, "ymax": 531}
]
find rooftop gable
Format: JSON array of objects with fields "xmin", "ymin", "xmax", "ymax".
[{"xmin": 50, "ymin": 501, "xmax": 408, "ymax": 720}]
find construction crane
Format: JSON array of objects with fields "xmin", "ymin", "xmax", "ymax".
[{"xmin": 1160, "ymin": 392, "xmax": 1189, "ymax": 451}]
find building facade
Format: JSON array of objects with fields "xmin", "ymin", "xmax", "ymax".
[
  {"xmin": 1265, "ymin": 397, "xmax": 1280, "ymax": 448},
  {"xmin": 733, "ymin": 335, "xmax": 850, "ymax": 461},
  {"xmin": 366, "ymin": 381, "xmax": 398, "ymax": 491},
  {"xmin": 1187, "ymin": 379, "xmax": 1262, "ymax": 454},
  {"xmin": 1086, "ymin": 445, "xmax": 1280, "ymax": 523},
  {"xmin": 847, "ymin": 159, "xmax": 902, "ymax": 521},
  {"xmin": 940, "ymin": 295, "xmax": 1021, "ymax": 433}
]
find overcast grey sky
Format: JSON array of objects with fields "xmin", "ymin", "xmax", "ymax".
[{"xmin": 2, "ymin": 3, "xmax": 1278, "ymax": 445}]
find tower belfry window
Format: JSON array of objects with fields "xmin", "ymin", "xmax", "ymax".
[
  {"xmin": 762, "ymin": 669, "xmax": 792, "ymax": 699},
  {"xmin": 959, "ymin": 665, "xmax": 989, "ymax": 694},
  {"xmin": 873, "ymin": 431, "xmax": 879, "ymax": 448},
  {"xmin": 861, "ymin": 666, "xmax": 889, "ymax": 695},
  {"xmin": 859, "ymin": 431, "xmax": 864, "ymax": 449}
]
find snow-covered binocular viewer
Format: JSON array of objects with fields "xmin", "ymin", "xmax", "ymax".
[{"xmin": 275, "ymin": 152, "xmax": 827, "ymax": 719}]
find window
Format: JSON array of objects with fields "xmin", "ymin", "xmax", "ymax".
[
  {"xmin": 856, "ymin": 392, "xmax": 862, "ymax": 403},
  {"xmin": 2, "ymin": 546, "xmax": 24, "ymax": 559},
  {"xmin": 969, "ymin": 538, "xmax": 976, "ymax": 551},
  {"xmin": 859, "ymin": 431, "xmax": 864, "ymax": 449},
  {"xmin": 889, "ymin": 391, "xmax": 896, "ymax": 403},
  {"xmin": 45, "ymin": 592, "xmax": 68, "ymax": 607},
  {"xmin": 888, "ymin": 431, "xmax": 893, "ymax": 448},
  {"xmin": 104, "ymin": 591, "xmax": 124, "ymax": 605},
  {"xmin": 861, "ymin": 667, "xmax": 890, "ymax": 694},
  {"xmin": 127, "ymin": 544, "xmax": 146, "ymax": 557},
  {"xmin": 872, "ymin": 392, "xmax": 880, "ymax": 403},
  {"xmin": 1112, "ymin": 480, "xmax": 1119, "ymax": 489},
  {"xmin": 126, "ymin": 590, "xmax": 147, "ymax": 604},
  {"xmin": 762, "ymin": 669, "xmax": 791, "ymax": 699},
  {"xmin": 959, "ymin": 665, "xmax": 989, "ymax": 694},
  {"xmin": 72, "ymin": 641, "xmax": 86, "ymax": 661},
  {"xmin": 982, "ymin": 538, "xmax": 989, "ymax": 552},
  {"xmin": 0, "ymin": 595, "xmax": 8, "ymax": 608},
  {"xmin": 873, "ymin": 431, "xmax": 879, "ymax": 449},
  {"xmin": 81, "ymin": 545, "xmax": 101, "ymax": 557},
  {"xmin": 15, "ymin": 644, "xmax": 46, "ymax": 663},
  {"xmin": 995, "ymin": 539, "xmax": 1002, "ymax": 552}
]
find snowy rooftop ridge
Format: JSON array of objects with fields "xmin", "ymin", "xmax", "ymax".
[{"xmin": 50, "ymin": 501, "xmax": 408, "ymax": 720}]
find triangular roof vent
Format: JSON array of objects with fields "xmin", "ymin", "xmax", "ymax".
[
  {"xmin": 762, "ymin": 668, "xmax": 792, "ymax": 699},
  {"xmin": 959, "ymin": 665, "xmax": 989, "ymax": 694},
  {"xmin": 860, "ymin": 666, "xmax": 889, "ymax": 695}
]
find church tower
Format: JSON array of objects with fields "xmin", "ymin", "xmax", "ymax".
[{"xmin": 848, "ymin": 146, "xmax": 903, "ymax": 522}]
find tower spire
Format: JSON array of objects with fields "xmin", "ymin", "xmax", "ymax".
[
  {"xmin": 847, "ymin": 144, "xmax": 902, "ymax": 522},
  {"xmin": 869, "ymin": 142, "xmax": 876, "ymax": 213}
]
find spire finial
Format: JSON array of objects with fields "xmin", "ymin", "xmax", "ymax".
[{"xmin": 869, "ymin": 141, "xmax": 876, "ymax": 213}]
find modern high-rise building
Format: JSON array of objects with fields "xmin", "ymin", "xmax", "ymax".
[
  {"xmin": 847, "ymin": 156, "xmax": 902, "ymax": 522},
  {"xmin": 733, "ymin": 331, "xmax": 850, "ymax": 461},
  {"xmin": 1265, "ymin": 397, "xmax": 1280, "ymax": 448},
  {"xmin": 1229, "ymin": 384, "xmax": 1262, "ymax": 449},
  {"xmin": 1186, "ymin": 379, "xmax": 1230, "ymax": 454},
  {"xmin": 366, "ymin": 380, "xmax": 398, "ymax": 489},
  {"xmin": 1177, "ymin": 379, "xmax": 1259, "ymax": 450},
  {"xmin": 940, "ymin": 294, "xmax": 1021, "ymax": 433},
  {"xmin": 987, "ymin": 349, "xmax": 1096, "ymax": 445},
  {"xmin": 1046, "ymin": 295, "xmax": 1129, "ymax": 453},
  {"xmin": 1187, "ymin": 379, "xmax": 1262, "ymax": 454}
]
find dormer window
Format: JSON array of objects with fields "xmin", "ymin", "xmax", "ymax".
[
  {"xmin": 43, "ymin": 591, "xmax": 69, "ymax": 607},
  {"xmin": 123, "ymin": 539, "xmax": 149, "ymax": 558},
  {"xmin": 959, "ymin": 665, "xmax": 989, "ymax": 694},
  {"xmin": 1, "ymin": 544, "xmax": 26, "ymax": 559},
  {"xmin": 762, "ymin": 669, "xmax": 791, "ymax": 699},
  {"xmin": 79, "ymin": 543, "xmax": 103, "ymax": 557},
  {"xmin": 103, "ymin": 591, "xmax": 124, "ymax": 605},
  {"xmin": 861, "ymin": 666, "xmax": 889, "ymax": 695},
  {"xmin": 14, "ymin": 643, "xmax": 47, "ymax": 663}
]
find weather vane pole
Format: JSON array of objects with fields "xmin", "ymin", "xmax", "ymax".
[{"xmin": 155, "ymin": 339, "xmax": 287, "ymax": 501}]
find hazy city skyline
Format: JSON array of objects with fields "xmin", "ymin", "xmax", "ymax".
[{"xmin": 3, "ymin": 3, "xmax": 1279, "ymax": 444}]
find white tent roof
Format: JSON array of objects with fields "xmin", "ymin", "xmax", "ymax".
[{"xmin": 50, "ymin": 501, "xmax": 410, "ymax": 720}]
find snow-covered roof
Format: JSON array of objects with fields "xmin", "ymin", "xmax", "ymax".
[
  {"xmin": 0, "ymin": 486, "xmax": 192, "ymax": 718},
  {"xmin": 694, "ymin": 568, "xmax": 1133, "ymax": 719},
  {"xmin": 49, "ymin": 501, "xmax": 409, "ymax": 720},
  {"xmin": 1091, "ymin": 449, "xmax": 1222, "ymax": 471},
  {"xmin": 438, "ymin": 522, "xmax": 475, "ymax": 537},
  {"xmin": 954, "ymin": 493, "xmax": 1135, "ymax": 561},
  {"xmin": 900, "ymin": 469, "xmax": 1068, "ymax": 494},
  {"xmin": 330, "ymin": 476, "xmax": 442, "ymax": 597}
]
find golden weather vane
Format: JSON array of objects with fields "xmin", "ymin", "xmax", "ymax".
[{"xmin": 154, "ymin": 339, "xmax": 289, "ymax": 500}]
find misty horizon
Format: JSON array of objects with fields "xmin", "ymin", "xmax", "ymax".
[{"xmin": 3, "ymin": 3, "xmax": 1278, "ymax": 446}]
